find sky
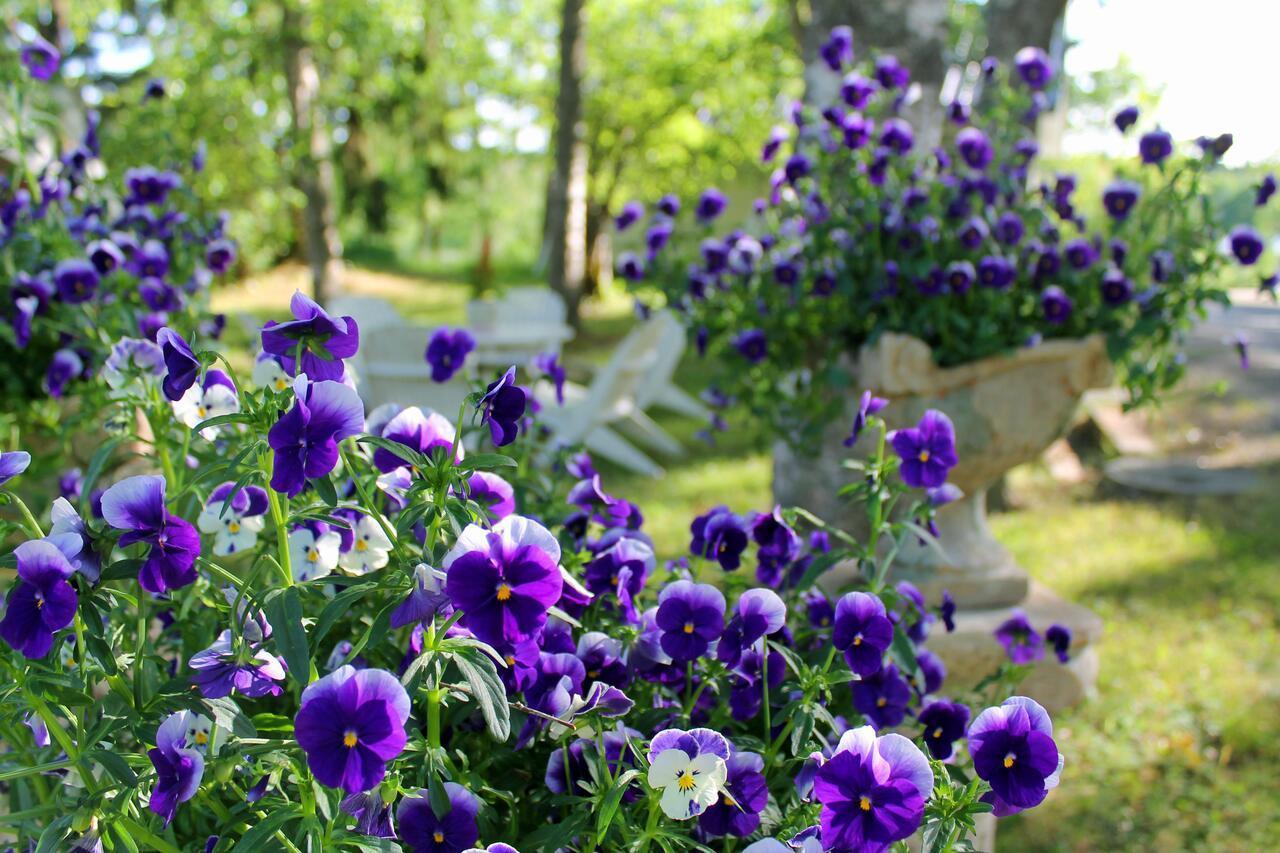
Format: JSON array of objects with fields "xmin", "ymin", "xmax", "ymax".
[{"xmin": 1061, "ymin": 0, "xmax": 1280, "ymax": 166}]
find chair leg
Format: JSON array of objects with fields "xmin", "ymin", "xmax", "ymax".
[
  {"xmin": 583, "ymin": 425, "xmax": 664, "ymax": 477},
  {"xmin": 652, "ymin": 384, "xmax": 712, "ymax": 420},
  {"xmin": 620, "ymin": 411, "xmax": 685, "ymax": 457}
]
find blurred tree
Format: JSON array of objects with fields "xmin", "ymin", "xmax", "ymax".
[{"xmin": 981, "ymin": 0, "xmax": 1068, "ymax": 65}]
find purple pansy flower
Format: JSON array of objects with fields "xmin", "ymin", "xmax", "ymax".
[
  {"xmin": 196, "ymin": 482, "xmax": 269, "ymax": 556},
  {"xmin": 699, "ymin": 750, "xmax": 769, "ymax": 838},
  {"xmin": 696, "ymin": 188, "xmax": 728, "ymax": 223},
  {"xmin": 1101, "ymin": 268, "xmax": 1134, "ymax": 306},
  {"xmin": 260, "ymin": 291, "xmax": 360, "ymax": 381},
  {"xmin": 615, "ymin": 200, "xmax": 645, "ymax": 231},
  {"xmin": 833, "ymin": 591, "xmax": 893, "ymax": 677},
  {"xmin": 478, "ymin": 367, "xmax": 527, "ymax": 447},
  {"xmin": 340, "ymin": 790, "xmax": 396, "ymax": 839},
  {"xmin": 844, "ymin": 391, "xmax": 888, "ymax": 448},
  {"xmin": 45, "ymin": 348, "xmax": 84, "ymax": 398},
  {"xmin": 956, "ymin": 127, "xmax": 993, "ymax": 170},
  {"xmin": 101, "ymin": 475, "xmax": 201, "ymax": 595},
  {"xmin": 374, "ymin": 406, "xmax": 461, "ymax": 472},
  {"xmin": 750, "ymin": 507, "xmax": 801, "ymax": 580},
  {"xmin": 294, "ymin": 665, "xmax": 410, "ymax": 793},
  {"xmin": 125, "ymin": 168, "xmax": 182, "ymax": 207},
  {"xmin": 467, "ymin": 471, "xmax": 515, "ymax": 521},
  {"xmin": 1014, "ymin": 46, "xmax": 1053, "ymax": 89},
  {"xmin": 21, "ymin": 35, "xmax": 61, "ymax": 80},
  {"xmin": 0, "ymin": 450, "xmax": 32, "ymax": 487},
  {"xmin": 533, "ymin": 351, "xmax": 566, "ymax": 405},
  {"xmin": 977, "ymin": 255, "xmax": 1015, "ymax": 289},
  {"xmin": 1041, "ymin": 286, "xmax": 1073, "ymax": 324},
  {"xmin": 1229, "ymin": 225, "xmax": 1265, "ymax": 266},
  {"xmin": 396, "ymin": 783, "xmax": 480, "ymax": 852},
  {"xmin": 0, "ymin": 540, "xmax": 77, "ymax": 659},
  {"xmin": 968, "ymin": 696, "xmax": 1063, "ymax": 815},
  {"xmin": 994, "ymin": 610, "xmax": 1045, "ymax": 664},
  {"xmin": 1114, "ymin": 105, "xmax": 1139, "ymax": 133},
  {"xmin": 156, "ymin": 327, "xmax": 200, "ymax": 402},
  {"xmin": 732, "ymin": 328, "xmax": 767, "ymax": 363},
  {"xmin": 54, "ymin": 259, "xmax": 100, "ymax": 304},
  {"xmin": 443, "ymin": 515, "xmax": 563, "ymax": 647},
  {"xmin": 874, "ymin": 55, "xmax": 910, "ymax": 89},
  {"xmin": 690, "ymin": 506, "xmax": 749, "ymax": 571},
  {"xmin": 656, "ymin": 580, "xmax": 726, "ymax": 663},
  {"xmin": 1102, "ymin": 180, "xmax": 1140, "ymax": 219},
  {"xmin": 813, "ymin": 725, "xmax": 933, "ymax": 851},
  {"xmin": 918, "ymin": 700, "xmax": 970, "ymax": 761},
  {"xmin": 391, "ymin": 563, "xmax": 450, "ymax": 628},
  {"xmin": 852, "ymin": 663, "xmax": 913, "ymax": 729},
  {"xmin": 1139, "ymin": 129, "xmax": 1173, "ymax": 164},
  {"xmin": 583, "ymin": 535, "xmax": 654, "ymax": 623},
  {"xmin": 267, "ymin": 378, "xmax": 365, "ymax": 496},
  {"xmin": 425, "ymin": 328, "xmax": 476, "ymax": 382},
  {"xmin": 647, "ymin": 727, "xmax": 730, "ymax": 819},
  {"xmin": 1045, "ymin": 623, "xmax": 1072, "ymax": 663},
  {"xmin": 819, "ymin": 25, "xmax": 854, "ymax": 72},
  {"xmin": 189, "ymin": 630, "xmax": 286, "ymax": 698},
  {"xmin": 147, "ymin": 711, "xmax": 208, "ymax": 825},
  {"xmin": 1255, "ymin": 174, "xmax": 1276, "ymax": 207},
  {"xmin": 205, "ymin": 239, "xmax": 237, "ymax": 275},
  {"xmin": 939, "ymin": 590, "xmax": 956, "ymax": 632},
  {"xmin": 890, "ymin": 410, "xmax": 958, "ymax": 489}
]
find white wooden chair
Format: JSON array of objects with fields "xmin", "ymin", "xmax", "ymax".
[
  {"xmin": 467, "ymin": 287, "xmax": 575, "ymax": 371},
  {"xmin": 328, "ymin": 295, "xmax": 470, "ymax": 416}
]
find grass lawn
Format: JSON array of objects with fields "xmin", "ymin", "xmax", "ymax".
[{"xmin": 218, "ymin": 264, "xmax": 1280, "ymax": 851}]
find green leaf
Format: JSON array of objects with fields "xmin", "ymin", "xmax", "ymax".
[
  {"xmin": 192, "ymin": 411, "xmax": 254, "ymax": 433},
  {"xmin": 204, "ymin": 696, "xmax": 258, "ymax": 739},
  {"xmin": 231, "ymin": 805, "xmax": 300, "ymax": 851},
  {"xmin": 80, "ymin": 436, "xmax": 125, "ymax": 508},
  {"xmin": 452, "ymin": 645, "xmax": 511, "ymax": 742},
  {"xmin": 357, "ymin": 435, "xmax": 429, "ymax": 470},
  {"xmin": 88, "ymin": 748, "xmax": 138, "ymax": 785},
  {"xmin": 457, "ymin": 453, "xmax": 518, "ymax": 472},
  {"xmin": 312, "ymin": 582, "xmax": 377, "ymax": 649},
  {"xmin": 265, "ymin": 587, "xmax": 311, "ymax": 687},
  {"xmin": 313, "ymin": 473, "xmax": 338, "ymax": 508},
  {"xmin": 596, "ymin": 768, "xmax": 640, "ymax": 841}
]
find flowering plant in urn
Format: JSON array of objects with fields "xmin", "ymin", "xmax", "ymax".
[{"xmin": 623, "ymin": 26, "xmax": 1268, "ymax": 445}]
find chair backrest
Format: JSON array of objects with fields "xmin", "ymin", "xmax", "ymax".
[
  {"xmin": 468, "ymin": 287, "xmax": 567, "ymax": 330},
  {"xmin": 577, "ymin": 316, "xmax": 669, "ymax": 421},
  {"xmin": 328, "ymin": 295, "xmax": 404, "ymax": 331},
  {"xmin": 357, "ymin": 322, "xmax": 472, "ymax": 414},
  {"xmin": 632, "ymin": 310, "xmax": 687, "ymax": 408}
]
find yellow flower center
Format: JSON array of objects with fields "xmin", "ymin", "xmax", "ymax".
[
  {"xmin": 723, "ymin": 793, "xmax": 736, "ymax": 807},
  {"xmin": 496, "ymin": 583, "xmax": 512, "ymax": 602},
  {"xmin": 306, "ymin": 548, "xmax": 319, "ymax": 563},
  {"xmin": 918, "ymin": 450, "xmax": 931, "ymax": 463},
  {"xmin": 433, "ymin": 832, "xmax": 445, "ymax": 843},
  {"xmin": 677, "ymin": 771, "xmax": 697, "ymax": 792},
  {"xmin": 343, "ymin": 730, "xmax": 358, "ymax": 748},
  {"xmin": 1003, "ymin": 755, "xmax": 1015, "ymax": 769},
  {"xmin": 852, "ymin": 635, "xmax": 862, "ymax": 646},
  {"xmin": 274, "ymin": 378, "xmax": 289, "ymax": 391},
  {"xmin": 504, "ymin": 655, "xmax": 515, "ymax": 666},
  {"xmin": 36, "ymin": 597, "xmax": 44, "ymax": 610},
  {"xmin": 876, "ymin": 697, "xmax": 887, "ymax": 707},
  {"xmin": 588, "ymin": 669, "xmax": 600, "ymax": 678},
  {"xmin": 820, "ymin": 617, "xmax": 829, "ymax": 626},
  {"xmin": 859, "ymin": 796, "xmax": 872, "ymax": 812},
  {"xmin": 197, "ymin": 405, "xmax": 207, "ymax": 418},
  {"xmin": 194, "ymin": 730, "xmax": 209, "ymax": 745},
  {"xmin": 683, "ymin": 622, "xmax": 695, "ymax": 634},
  {"xmin": 355, "ymin": 539, "xmax": 368, "ymax": 552},
  {"xmin": 933, "ymin": 727, "xmax": 943, "ymax": 738},
  {"xmin": 228, "ymin": 520, "xmax": 241, "ymax": 533}
]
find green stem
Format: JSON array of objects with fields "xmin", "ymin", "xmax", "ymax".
[
  {"xmin": 639, "ymin": 793, "xmax": 662, "ymax": 853},
  {"xmin": 427, "ymin": 688, "xmax": 443, "ymax": 750},
  {"xmin": 340, "ymin": 443, "xmax": 397, "ymax": 547},
  {"xmin": 261, "ymin": 452, "xmax": 293, "ymax": 585},
  {"xmin": 761, "ymin": 646, "xmax": 772, "ymax": 745},
  {"xmin": 26, "ymin": 693, "xmax": 98, "ymax": 795},
  {"xmin": 8, "ymin": 494, "xmax": 45, "ymax": 538}
]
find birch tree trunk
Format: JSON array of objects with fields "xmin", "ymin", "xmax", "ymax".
[
  {"xmin": 282, "ymin": 3, "xmax": 343, "ymax": 307},
  {"xmin": 544, "ymin": 0, "xmax": 589, "ymax": 329}
]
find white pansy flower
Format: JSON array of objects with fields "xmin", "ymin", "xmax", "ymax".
[
  {"xmin": 289, "ymin": 526, "xmax": 341, "ymax": 582},
  {"xmin": 338, "ymin": 513, "xmax": 393, "ymax": 575}
]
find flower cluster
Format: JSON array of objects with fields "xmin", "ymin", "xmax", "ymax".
[
  {"xmin": 0, "ymin": 46, "xmax": 230, "ymax": 415},
  {"xmin": 624, "ymin": 27, "xmax": 1268, "ymax": 442},
  {"xmin": 0, "ymin": 305, "xmax": 1060, "ymax": 851}
]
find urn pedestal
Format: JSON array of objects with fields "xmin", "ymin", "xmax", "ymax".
[{"xmin": 774, "ymin": 333, "xmax": 1112, "ymax": 712}]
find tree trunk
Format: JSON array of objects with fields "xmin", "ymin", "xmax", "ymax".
[
  {"xmin": 544, "ymin": 0, "xmax": 589, "ymax": 329},
  {"xmin": 983, "ymin": 0, "xmax": 1068, "ymax": 63},
  {"xmin": 796, "ymin": 0, "xmax": 951, "ymax": 151},
  {"xmin": 282, "ymin": 3, "xmax": 342, "ymax": 307}
]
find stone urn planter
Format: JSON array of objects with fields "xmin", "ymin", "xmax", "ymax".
[{"xmin": 774, "ymin": 333, "xmax": 1112, "ymax": 711}]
